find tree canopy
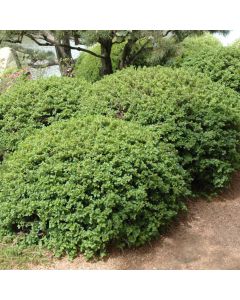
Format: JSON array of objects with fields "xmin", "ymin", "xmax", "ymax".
[{"xmin": 0, "ymin": 30, "xmax": 228, "ymax": 77}]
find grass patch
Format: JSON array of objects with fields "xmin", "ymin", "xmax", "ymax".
[{"xmin": 0, "ymin": 240, "xmax": 53, "ymax": 270}]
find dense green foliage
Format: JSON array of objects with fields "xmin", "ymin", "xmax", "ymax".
[
  {"xmin": 79, "ymin": 66, "xmax": 240, "ymax": 194},
  {"xmin": 231, "ymin": 39, "xmax": 240, "ymax": 48},
  {"xmin": 0, "ymin": 116, "xmax": 189, "ymax": 259},
  {"xmin": 74, "ymin": 43, "xmax": 125, "ymax": 82},
  {"xmin": 1, "ymin": 31, "xmax": 239, "ymax": 263},
  {"xmin": 179, "ymin": 33, "xmax": 222, "ymax": 54},
  {"xmin": 174, "ymin": 35, "xmax": 240, "ymax": 92},
  {"xmin": 0, "ymin": 76, "xmax": 90, "ymax": 161}
]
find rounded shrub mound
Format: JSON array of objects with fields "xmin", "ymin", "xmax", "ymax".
[
  {"xmin": 0, "ymin": 76, "xmax": 90, "ymax": 161},
  {"xmin": 179, "ymin": 33, "xmax": 222, "ymax": 54},
  {"xmin": 74, "ymin": 43, "xmax": 125, "ymax": 83},
  {"xmin": 0, "ymin": 115, "xmax": 189, "ymax": 259},
  {"xmin": 174, "ymin": 37, "xmax": 240, "ymax": 92},
  {"xmin": 80, "ymin": 66, "xmax": 240, "ymax": 194}
]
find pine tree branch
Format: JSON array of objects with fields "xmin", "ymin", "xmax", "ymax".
[
  {"xmin": 25, "ymin": 34, "xmax": 52, "ymax": 46},
  {"xmin": 129, "ymin": 39, "xmax": 152, "ymax": 64},
  {"xmin": 162, "ymin": 30, "xmax": 172, "ymax": 37},
  {"xmin": 39, "ymin": 33, "xmax": 105, "ymax": 59}
]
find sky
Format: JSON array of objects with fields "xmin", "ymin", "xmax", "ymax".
[{"xmin": 214, "ymin": 30, "xmax": 240, "ymax": 45}]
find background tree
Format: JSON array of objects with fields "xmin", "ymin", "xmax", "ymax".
[
  {"xmin": 0, "ymin": 30, "xmax": 103, "ymax": 76},
  {"xmin": 0, "ymin": 30, "xmax": 229, "ymax": 77},
  {"xmin": 73, "ymin": 30, "xmax": 229, "ymax": 77}
]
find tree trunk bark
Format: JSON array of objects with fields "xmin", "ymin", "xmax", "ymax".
[
  {"xmin": 119, "ymin": 38, "xmax": 137, "ymax": 69},
  {"xmin": 99, "ymin": 39, "xmax": 113, "ymax": 76},
  {"xmin": 55, "ymin": 33, "xmax": 74, "ymax": 77}
]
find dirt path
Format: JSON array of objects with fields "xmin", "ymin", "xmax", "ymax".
[{"xmin": 34, "ymin": 173, "xmax": 240, "ymax": 270}]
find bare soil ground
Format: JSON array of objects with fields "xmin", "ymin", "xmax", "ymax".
[{"xmin": 33, "ymin": 172, "xmax": 240, "ymax": 270}]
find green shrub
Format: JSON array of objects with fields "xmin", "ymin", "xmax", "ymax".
[
  {"xmin": 0, "ymin": 115, "xmax": 189, "ymax": 259},
  {"xmin": 231, "ymin": 39, "xmax": 240, "ymax": 48},
  {"xmin": 0, "ymin": 76, "xmax": 90, "ymax": 161},
  {"xmin": 79, "ymin": 66, "xmax": 240, "ymax": 194},
  {"xmin": 179, "ymin": 33, "xmax": 222, "ymax": 54},
  {"xmin": 74, "ymin": 43, "xmax": 125, "ymax": 83},
  {"xmin": 174, "ymin": 35, "xmax": 240, "ymax": 92}
]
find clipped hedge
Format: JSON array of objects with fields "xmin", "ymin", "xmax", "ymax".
[
  {"xmin": 178, "ymin": 33, "xmax": 222, "ymax": 54},
  {"xmin": 0, "ymin": 76, "xmax": 90, "ymax": 161},
  {"xmin": 74, "ymin": 43, "xmax": 125, "ymax": 83},
  {"xmin": 0, "ymin": 115, "xmax": 189, "ymax": 259},
  {"xmin": 79, "ymin": 66, "xmax": 240, "ymax": 194},
  {"xmin": 174, "ymin": 35, "xmax": 240, "ymax": 92}
]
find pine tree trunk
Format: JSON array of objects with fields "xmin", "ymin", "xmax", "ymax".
[
  {"xmin": 55, "ymin": 33, "xmax": 74, "ymax": 77},
  {"xmin": 119, "ymin": 38, "xmax": 137, "ymax": 69},
  {"xmin": 99, "ymin": 39, "xmax": 113, "ymax": 76}
]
